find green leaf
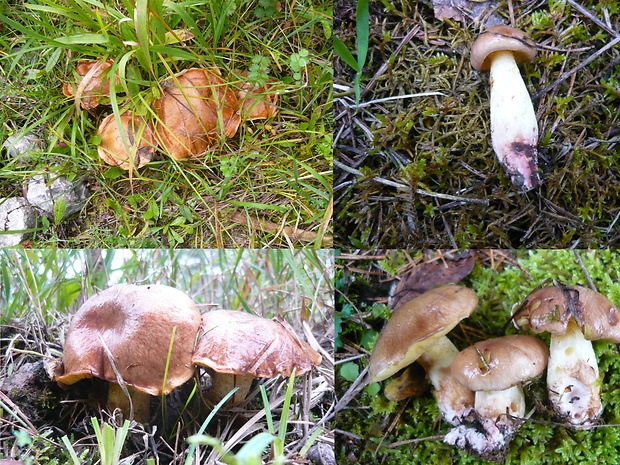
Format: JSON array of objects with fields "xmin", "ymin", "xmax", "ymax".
[
  {"xmin": 334, "ymin": 36, "xmax": 359, "ymax": 71},
  {"xmin": 339, "ymin": 361, "xmax": 360, "ymax": 382}
]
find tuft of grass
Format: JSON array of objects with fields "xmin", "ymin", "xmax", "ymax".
[{"xmin": 0, "ymin": 0, "xmax": 332, "ymax": 247}]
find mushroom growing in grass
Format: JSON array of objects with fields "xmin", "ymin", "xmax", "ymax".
[
  {"xmin": 514, "ymin": 283, "xmax": 620, "ymax": 426},
  {"xmin": 367, "ymin": 285, "xmax": 478, "ymax": 425},
  {"xmin": 97, "ymin": 111, "xmax": 157, "ymax": 170},
  {"xmin": 236, "ymin": 71, "xmax": 280, "ymax": 121},
  {"xmin": 154, "ymin": 67, "xmax": 241, "ymax": 160},
  {"xmin": 470, "ymin": 25, "xmax": 540, "ymax": 191},
  {"xmin": 192, "ymin": 310, "xmax": 322, "ymax": 406},
  {"xmin": 50, "ymin": 284, "xmax": 201, "ymax": 423},
  {"xmin": 446, "ymin": 334, "xmax": 548, "ymax": 461},
  {"xmin": 62, "ymin": 59, "xmax": 118, "ymax": 110}
]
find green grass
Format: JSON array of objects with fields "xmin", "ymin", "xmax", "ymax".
[
  {"xmin": 0, "ymin": 0, "xmax": 333, "ymax": 248},
  {"xmin": 0, "ymin": 249, "xmax": 334, "ymax": 464},
  {"xmin": 335, "ymin": 250, "xmax": 620, "ymax": 464}
]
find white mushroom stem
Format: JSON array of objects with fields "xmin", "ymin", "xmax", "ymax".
[
  {"xmin": 418, "ymin": 336, "xmax": 475, "ymax": 425},
  {"xmin": 489, "ymin": 50, "xmax": 540, "ymax": 191},
  {"xmin": 444, "ymin": 386, "xmax": 525, "ymax": 454},
  {"xmin": 548, "ymin": 319, "xmax": 601, "ymax": 426},
  {"xmin": 475, "ymin": 385, "xmax": 525, "ymax": 425}
]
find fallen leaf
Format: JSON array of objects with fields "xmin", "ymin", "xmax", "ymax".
[{"xmin": 389, "ymin": 251, "xmax": 475, "ymax": 311}]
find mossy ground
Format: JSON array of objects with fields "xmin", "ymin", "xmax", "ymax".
[
  {"xmin": 334, "ymin": 0, "xmax": 620, "ymax": 247},
  {"xmin": 335, "ymin": 250, "xmax": 620, "ymax": 464}
]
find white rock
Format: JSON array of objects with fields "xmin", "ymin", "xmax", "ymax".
[
  {"xmin": 25, "ymin": 174, "xmax": 89, "ymax": 219},
  {"xmin": 0, "ymin": 197, "xmax": 37, "ymax": 247},
  {"xmin": 3, "ymin": 133, "xmax": 44, "ymax": 163}
]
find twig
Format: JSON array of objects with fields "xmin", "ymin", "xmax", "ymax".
[
  {"xmin": 573, "ymin": 250, "xmax": 597, "ymax": 292},
  {"xmin": 566, "ymin": 0, "xmax": 620, "ymax": 38},
  {"xmin": 334, "ymin": 160, "xmax": 489, "ymax": 205},
  {"xmin": 532, "ymin": 35, "xmax": 620, "ymax": 101}
]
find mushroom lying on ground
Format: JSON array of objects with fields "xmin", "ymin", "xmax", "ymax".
[
  {"xmin": 445, "ymin": 334, "xmax": 548, "ymax": 461},
  {"xmin": 368, "ymin": 285, "xmax": 478, "ymax": 425},
  {"xmin": 50, "ymin": 284, "xmax": 201, "ymax": 423},
  {"xmin": 470, "ymin": 25, "xmax": 540, "ymax": 192},
  {"xmin": 192, "ymin": 310, "xmax": 322, "ymax": 406},
  {"xmin": 514, "ymin": 283, "xmax": 620, "ymax": 426},
  {"xmin": 62, "ymin": 59, "xmax": 118, "ymax": 110},
  {"xmin": 236, "ymin": 71, "xmax": 280, "ymax": 120},
  {"xmin": 97, "ymin": 111, "xmax": 157, "ymax": 170},
  {"xmin": 154, "ymin": 67, "xmax": 241, "ymax": 159}
]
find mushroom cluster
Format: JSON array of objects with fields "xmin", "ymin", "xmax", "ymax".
[
  {"xmin": 50, "ymin": 284, "xmax": 321, "ymax": 423},
  {"xmin": 368, "ymin": 282, "xmax": 619, "ymax": 461},
  {"xmin": 64, "ymin": 60, "xmax": 280, "ymax": 169}
]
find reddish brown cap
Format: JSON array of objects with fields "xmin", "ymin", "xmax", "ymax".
[
  {"xmin": 97, "ymin": 111, "xmax": 156, "ymax": 170},
  {"xmin": 192, "ymin": 310, "xmax": 321, "ymax": 378},
  {"xmin": 514, "ymin": 285, "xmax": 571, "ymax": 336},
  {"xmin": 368, "ymin": 285, "xmax": 478, "ymax": 383},
  {"xmin": 516, "ymin": 284, "xmax": 620, "ymax": 342},
  {"xmin": 471, "ymin": 25, "xmax": 536, "ymax": 71},
  {"xmin": 451, "ymin": 334, "xmax": 548, "ymax": 391},
  {"xmin": 236, "ymin": 71, "xmax": 280, "ymax": 120},
  {"xmin": 53, "ymin": 283, "xmax": 201, "ymax": 395},
  {"xmin": 62, "ymin": 59, "xmax": 117, "ymax": 109},
  {"xmin": 154, "ymin": 67, "xmax": 240, "ymax": 159}
]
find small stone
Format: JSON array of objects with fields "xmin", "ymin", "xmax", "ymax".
[
  {"xmin": 3, "ymin": 133, "xmax": 44, "ymax": 163},
  {"xmin": 0, "ymin": 197, "xmax": 37, "ymax": 247},
  {"xmin": 25, "ymin": 174, "xmax": 89, "ymax": 220}
]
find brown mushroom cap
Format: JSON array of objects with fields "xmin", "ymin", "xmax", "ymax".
[
  {"xmin": 571, "ymin": 285, "xmax": 620, "ymax": 342},
  {"xmin": 516, "ymin": 284, "xmax": 620, "ymax": 342},
  {"xmin": 154, "ymin": 67, "xmax": 241, "ymax": 159},
  {"xmin": 368, "ymin": 285, "xmax": 478, "ymax": 383},
  {"xmin": 515, "ymin": 285, "xmax": 571, "ymax": 336},
  {"xmin": 192, "ymin": 310, "xmax": 321, "ymax": 378},
  {"xmin": 53, "ymin": 283, "xmax": 201, "ymax": 395},
  {"xmin": 470, "ymin": 25, "xmax": 537, "ymax": 72},
  {"xmin": 236, "ymin": 71, "xmax": 280, "ymax": 120},
  {"xmin": 97, "ymin": 111, "xmax": 156, "ymax": 170},
  {"xmin": 62, "ymin": 59, "xmax": 118, "ymax": 109},
  {"xmin": 451, "ymin": 334, "xmax": 548, "ymax": 392}
]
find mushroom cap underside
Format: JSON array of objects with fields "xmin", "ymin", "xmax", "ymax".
[
  {"xmin": 368, "ymin": 285, "xmax": 478, "ymax": 383},
  {"xmin": 192, "ymin": 310, "xmax": 321, "ymax": 378},
  {"xmin": 54, "ymin": 283, "xmax": 201, "ymax": 395}
]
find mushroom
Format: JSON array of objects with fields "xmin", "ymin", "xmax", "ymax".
[
  {"xmin": 513, "ymin": 283, "xmax": 620, "ymax": 426},
  {"xmin": 192, "ymin": 310, "xmax": 322, "ymax": 405},
  {"xmin": 62, "ymin": 59, "xmax": 118, "ymax": 110},
  {"xmin": 97, "ymin": 111, "xmax": 157, "ymax": 170},
  {"xmin": 446, "ymin": 335, "xmax": 548, "ymax": 459},
  {"xmin": 50, "ymin": 284, "xmax": 201, "ymax": 423},
  {"xmin": 367, "ymin": 285, "xmax": 478, "ymax": 425},
  {"xmin": 154, "ymin": 67, "xmax": 241, "ymax": 159},
  {"xmin": 470, "ymin": 25, "xmax": 540, "ymax": 191},
  {"xmin": 236, "ymin": 71, "xmax": 280, "ymax": 120}
]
